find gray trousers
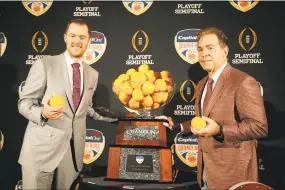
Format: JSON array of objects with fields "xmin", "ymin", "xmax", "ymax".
[{"xmin": 22, "ymin": 145, "xmax": 79, "ymax": 190}]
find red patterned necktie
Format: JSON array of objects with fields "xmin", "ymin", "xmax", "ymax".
[
  {"xmin": 72, "ymin": 63, "xmax": 81, "ymax": 112},
  {"xmin": 203, "ymin": 77, "xmax": 214, "ymax": 115}
]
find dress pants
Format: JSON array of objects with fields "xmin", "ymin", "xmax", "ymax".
[{"xmin": 22, "ymin": 143, "xmax": 79, "ymax": 190}]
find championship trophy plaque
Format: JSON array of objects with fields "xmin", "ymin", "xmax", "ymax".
[{"xmin": 105, "ymin": 64, "xmax": 175, "ymax": 182}]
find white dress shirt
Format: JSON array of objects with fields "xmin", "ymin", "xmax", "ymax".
[
  {"xmin": 179, "ymin": 62, "xmax": 228, "ymax": 131},
  {"xmin": 64, "ymin": 51, "xmax": 84, "ymax": 95},
  {"xmin": 201, "ymin": 62, "xmax": 227, "ymax": 115}
]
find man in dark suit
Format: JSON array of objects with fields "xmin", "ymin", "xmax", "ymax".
[
  {"xmin": 165, "ymin": 27, "xmax": 268, "ymax": 189},
  {"xmin": 18, "ymin": 19, "xmax": 119, "ymax": 190}
]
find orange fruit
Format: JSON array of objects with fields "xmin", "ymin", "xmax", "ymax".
[
  {"xmin": 142, "ymin": 95, "xmax": 154, "ymax": 108},
  {"xmin": 160, "ymin": 71, "xmax": 171, "ymax": 79},
  {"xmin": 191, "ymin": 116, "xmax": 206, "ymax": 130},
  {"xmin": 126, "ymin": 68, "xmax": 136, "ymax": 76},
  {"xmin": 141, "ymin": 81, "xmax": 155, "ymax": 95},
  {"xmin": 138, "ymin": 64, "xmax": 150, "ymax": 74},
  {"xmin": 132, "ymin": 88, "xmax": 144, "ymax": 102},
  {"xmin": 49, "ymin": 95, "xmax": 65, "ymax": 108},
  {"xmin": 154, "ymin": 79, "xmax": 167, "ymax": 92},
  {"xmin": 128, "ymin": 98, "xmax": 141, "ymax": 110},
  {"xmin": 130, "ymin": 72, "xmax": 146, "ymax": 88},
  {"xmin": 145, "ymin": 70, "xmax": 160, "ymax": 82},
  {"xmin": 118, "ymin": 74, "xmax": 129, "ymax": 82},
  {"xmin": 152, "ymin": 92, "xmax": 164, "ymax": 104},
  {"xmin": 118, "ymin": 91, "xmax": 131, "ymax": 104},
  {"xmin": 121, "ymin": 81, "xmax": 133, "ymax": 95},
  {"xmin": 152, "ymin": 102, "xmax": 160, "ymax": 109}
]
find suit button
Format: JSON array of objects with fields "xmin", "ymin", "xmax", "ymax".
[{"xmin": 67, "ymin": 135, "xmax": 71, "ymax": 139}]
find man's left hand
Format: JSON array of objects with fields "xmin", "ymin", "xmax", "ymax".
[{"xmin": 191, "ymin": 116, "xmax": 220, "ymax": 137}]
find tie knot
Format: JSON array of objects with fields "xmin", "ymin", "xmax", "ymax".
[
  {"xmin": 208, "ymin": 78, "xmax": 214, "ymax": 86},
  {"xmin": 72, "ymin": 63, "xmax": 80, "ymax": 69}
]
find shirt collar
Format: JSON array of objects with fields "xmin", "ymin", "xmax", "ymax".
[
  {"xmin": 64, "ymin": 51, "xmax": 83, "ymax": 67},
  {"xmin": 210, "ymin": 62, "xmax": 227, "ymax": 82}
]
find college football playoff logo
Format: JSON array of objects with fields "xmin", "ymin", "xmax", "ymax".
[
  {"xmin": 0, "ymin": 32, "xmax": 7, "ymax": 57},
  {"xmin": 230, "ymin": 0, "xmax": 259, "ymax": 12},
  {"xmin": 83, "ymin": 31, "xmax": 107, "ymax": 65},
  {"xmin": 82, "ymin": 0, "xmax": 92, "ymax": 4},
  {"xmin": 22, "ymin": 0, "xmax": 53, "ymax": 16},
  {"xmin": 132, "ymin": 30, "xmax": 149, "ymax": 52},
  {"xmin": 122, "ymin": 0, "xmax": 153, "ymax": 16},
  {"xmin": 175, "ymin": 29, "xmax": 201, "ymax": 64},
  {"xmin": 238, "ymin": 27, "xmax": 257, "ymax": 51},
  {"xmin": 180, "ymin": 80, "xmax": 196, "ymax": 103},
  {"xmin": 32, "ymin": 31, "xmax": 48, "ymax": 53}
]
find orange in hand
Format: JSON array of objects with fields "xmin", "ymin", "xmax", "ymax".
[
  {"xmin": 49, "ymin": 95, "xmax": 65, "ymax": 108},
  {"xmin": 191, "ymin": 116, "xmax": 206, "ymax": 130}
]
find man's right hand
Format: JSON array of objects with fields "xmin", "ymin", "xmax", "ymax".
[
  {"xmin": 155, "ymin": 115, "xmax": 175, "ymax": 130},
  {"xmin": 42, "ymin": 101, "xmax": 64, "ymax": 120}
]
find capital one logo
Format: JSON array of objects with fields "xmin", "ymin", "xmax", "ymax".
[
  {"xmin": 174, "ymin": 29, "xmax": 201, "ymax": 64},
  {"xmin": 22, "ymin": 0, "xmax": 53, "ymax": 16},
  {"xmin": 230, "ymin": 0, "xmax": 259, "ymax": 12},
  {"xmin": 32, "ymin": 31, "xmax": 48, "ymax": 53},
  {"xmin": 180, "ymin": 80, "xmax": 196, "ymax": 103},
  {"xmin": 136, "ymin": 155, "xmax": 144, "ymax": 164},
  {"xmin": 132, "ymin": 30, "xmax": 149, "ymax": 52},
  {"xmin": 238, "ymin": 27, "xmax": 257, "ymax": 51},
  {"xmin": 0, "ymin": 32, "xmax": 7, "ymax": 57},
  {"xmin": 83, "ymin": 31, "xmax": 107, "ymax": 65},
  {"xmin": 122, "ymin": 0, "xmax": 153, "ymax": 16}
]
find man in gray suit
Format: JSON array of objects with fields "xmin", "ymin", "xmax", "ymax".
[{"xmin": 18, "ymin": 19, "xmax": 118, "ymax": 189}]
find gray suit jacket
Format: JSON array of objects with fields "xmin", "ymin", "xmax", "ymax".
[{"xmin": 18, "ymin": 53, "xmax": 116, "ymax": 172}]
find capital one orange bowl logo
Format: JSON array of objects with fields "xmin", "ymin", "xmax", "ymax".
[
  {"xmin": 83, "ymin": 31, "xmax": 107, "ymax": 65},
  {"xmin": 83, "ymin": 129, "xmax": 105, "ymax": 164},
  {"xmin": 0, "ymin": 32, "xmax": 7, "ymax": 57},
  {"xmin": 122, "ymin": 0, "xmax": 153, "ymax": 16},
  {"xmin": 175, "ymin": 29, "xmax": 201, "ymax": 64},
  {"xmin": 22, "ymin": 0, "xmax": 53, "ymax": 16},
  {"xmin": 175, "ymin": 133, "xmax": 198, "ymax": 168},
  {"xmin": 230, "ymin": 0, "xmax": 259, "ymax": 12}
]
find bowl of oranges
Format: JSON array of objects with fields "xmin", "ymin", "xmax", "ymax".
[{"xmin": 112, "ymin": 64, "xmax": 175, "ymax": 117}]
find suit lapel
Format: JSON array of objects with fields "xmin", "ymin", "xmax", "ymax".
[
  {"xmin": 54, "ymin": 54, "xmax": 74, "ymax": 112},
  {"xmin": 204, "ymin": 64, "xmax": 232, "ymax": 117},
  {"xmin": 195, "ymin": 77, "xmax": 208, "ymax": 117}
]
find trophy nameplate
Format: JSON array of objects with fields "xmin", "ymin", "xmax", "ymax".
[
  {"xmin": 106, "ymin": 145, "xmax": 173, "ymax": 182},
  {"xmin": 116, "ymin": 118, "xmax": 168, "ymax": 146}
]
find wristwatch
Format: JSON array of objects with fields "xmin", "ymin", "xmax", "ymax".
[
  {"xmin": 214, "ymin": 123, "xmax": 224, "ymax": 142},
  {"xmin": 40, "ymin": 110, "xmax": 48, "ymax": 127}
]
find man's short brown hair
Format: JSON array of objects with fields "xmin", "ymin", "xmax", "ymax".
[
  {"xmin": 198, "ymin": 27, "xmax": 228, "ymax": 48},
  {"xmin": 65, "ymin": 19, "xmax": 91, "ymax": 36}
]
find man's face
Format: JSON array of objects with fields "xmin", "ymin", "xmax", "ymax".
[
  {"xmin": 64, "ymin": 23, "xmax": 90, "ymax": 59},
  {"xmin": 197, "ymin": 34, "xmax": 228, "ymax": 74}
]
